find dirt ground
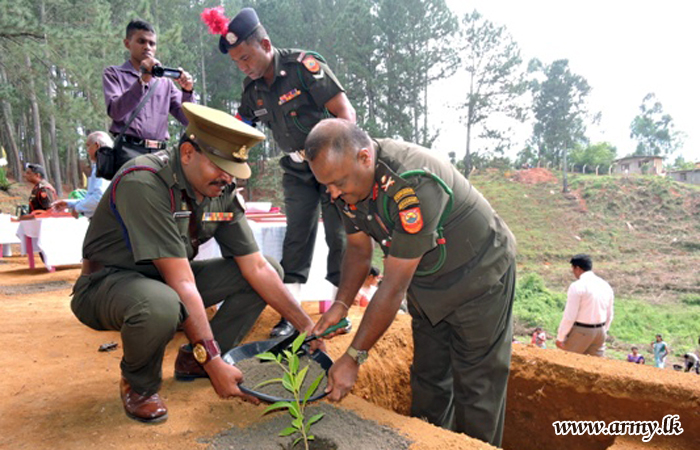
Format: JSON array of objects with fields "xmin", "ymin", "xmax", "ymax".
[
  {"xmin": 2, "ymin": 253, "xmax": 699, "ymax": 450},
  {"xmin": 0, "ymin": 255, "xmax": 491, "ymax": 450}
]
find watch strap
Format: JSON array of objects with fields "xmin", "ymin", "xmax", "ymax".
[
  {"xmin": 193, "ymin": 339, "xmax": 221, "ymax": 365},
  {"xmin": 346, "ymin": 345, "xmax": 368, "ymax": 365}
]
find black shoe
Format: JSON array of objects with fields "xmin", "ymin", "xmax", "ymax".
[{"xmin": 270, "ymin": 318, "xmax": 294, "ymax": 338}]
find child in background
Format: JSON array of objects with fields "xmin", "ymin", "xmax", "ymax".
[{"xmin": 531, "ymin": 327, "xmax": 547, "ymax": 349}]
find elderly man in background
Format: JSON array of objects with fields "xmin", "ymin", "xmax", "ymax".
[
  {"xmin": 52, "ymin": 131, "xmax": 111, "ymax": 218},
  {"xmin": 556, "ymin": 254, "xmax": 614, "ymax": 356}
]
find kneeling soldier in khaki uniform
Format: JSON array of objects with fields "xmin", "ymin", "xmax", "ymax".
[
  {"xmin": 71, "ymin": 103, "xmax": 323, "ymax": 423},
  {"xmin": 307, "ymin": 119, "xmax": 516, "ymax": 447}
]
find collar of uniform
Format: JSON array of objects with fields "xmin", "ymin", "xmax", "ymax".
[{"xmin": 168, "ymin": 147, "xmax": 199, "ymax": 204}]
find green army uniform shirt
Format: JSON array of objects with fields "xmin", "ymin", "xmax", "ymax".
[
  {"xmin": 336, "ymin": 139, "xmax": 516, "ymax": 325},
  {"xmin": 82, "ymin": 148, "xmax": 259, "ymax": 278},
  {"xmin": 238, "ymin": 48, "xmax": 344, "ymax": 153}
]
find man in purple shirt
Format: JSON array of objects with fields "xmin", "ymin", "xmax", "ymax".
[{"xmin": 103, "ymin": 19, "xmax": 195, "ymax": 162}]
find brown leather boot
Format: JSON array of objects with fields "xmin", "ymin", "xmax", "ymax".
[
  {"xmin": 119, "ymin": 377, "xmax": 168, "ymax": 423},
  {"xmin": 174, "ymin": 344, "xmax": 209, "ymax": 381}
]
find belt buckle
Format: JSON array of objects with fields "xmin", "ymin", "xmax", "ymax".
[{"xmin": 145, "ymin": 139, "xmax": 160, "ymax": 149}]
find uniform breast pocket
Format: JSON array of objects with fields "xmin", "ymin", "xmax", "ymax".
[{"xmin": 280, "ymin": 94, "xmax": 315, "ymax": 134}]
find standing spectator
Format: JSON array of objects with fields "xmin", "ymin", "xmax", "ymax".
[
  {"xmin": 556, "ymin": 254, "xmax": 614, "ymax": 356},
  {"xmin": 652, "ymin": 334, "xmax": 669, "ymax": 368},
  {"xmin": 24, "ymin": 164, "xmax": 56, "ymax": 214},
  {"xmin": 103, "ymin": 19, "xmax": 195, "ymax": 175},
  {"xmin": 51, "ymin": 131, "xmax": 110, "ymax": 218},
  {"xmin": 627, "ymin": 346, "xmax": 645, "ymax": 364},
  {"xmin": 531, "ymin": 327, "xmax": 547, "ymax": 349},
  {"xmin": 683, "ymin": 352, "xmax": 699, "ymax": 374},
  {"xmin": 202, "ymin": 7, "xmax": 356, "ymax": 337}
]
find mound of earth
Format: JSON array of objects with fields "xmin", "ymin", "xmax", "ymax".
[{"xmin": 512, "ymin": 168, "xmax": 558, "ymax": 185}]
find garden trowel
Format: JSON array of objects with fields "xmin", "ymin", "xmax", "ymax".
[{"xmin": 265, "ymin": 317, "xmax": 352, "ymax": 356}]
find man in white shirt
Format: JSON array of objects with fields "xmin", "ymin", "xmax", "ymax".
[
  {"xmin": 51, "ymin": 131, "xmax": 111, "ymax": 218},
  {"xmin": 556, "ymin": 254, "xmax": 614, "ymax": 356}
]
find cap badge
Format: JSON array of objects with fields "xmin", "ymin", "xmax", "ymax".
[
  {"xmin": 226, "ymin": 32, "xmax": 238, "ymax": 45},
  {"xmin": 233, "ymin": 145, "xmax": 248, "ymax": 161}
]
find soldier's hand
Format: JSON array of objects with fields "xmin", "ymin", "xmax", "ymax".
[
  {"xmin": 176, "ymin": 68, "xmax": 194, "ymax": 92},
  {"xmin": 312, "ymin": 304, "xmax": 348, "ymax": 340},
  {"xmin": 205, "ymin": 357, "xmax": 260, "ymax": 404},
  {"xmin": 325, "ymin": 353, "xmax": 358, "ymax": 402}
]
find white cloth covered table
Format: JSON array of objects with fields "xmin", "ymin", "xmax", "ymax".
[
  {"xmin": 0, "ymin": 214, "xmax": 21, "ymax": 257},
  {"xmin": 194, "ymin": 213, "xmax": 335, "ymax": 302},
  {"xmin": 16, "ymin": 216, "xmax": 89, "ymax": 271}
]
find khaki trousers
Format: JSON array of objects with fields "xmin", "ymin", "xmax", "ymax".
[{"xmin": 563, "ymin": 325, "xmax": 606, "ymax": 357}]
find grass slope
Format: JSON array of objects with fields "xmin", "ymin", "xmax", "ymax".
[{"xmin": 472, "ymin": 170, "xmax": 700, "ymax": 361}]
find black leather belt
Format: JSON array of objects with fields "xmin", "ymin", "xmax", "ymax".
[
  {"xmin": 574, "ymin": 321, "xmax": 606, "ymax": 328},
  {"xmin": 123, "ymin": 135, "xmax": 167, "ymax": 150}
]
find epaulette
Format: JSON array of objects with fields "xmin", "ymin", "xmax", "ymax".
[{"xmin": 375, "ymin": 160, "xmax": 423, "ymax": 234}]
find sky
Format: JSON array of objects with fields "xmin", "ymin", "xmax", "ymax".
[{"xmin": 431, "ymin": 0, "xmax": 700, "ymax": 163}]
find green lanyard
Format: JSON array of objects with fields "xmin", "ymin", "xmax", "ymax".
[{"xmin": 382, "ymin": 169, "xmax": 454, "ymax": 276}]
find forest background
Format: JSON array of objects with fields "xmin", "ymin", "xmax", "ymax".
[{"xmin": 0, "ymin": 0, "xmax": 693, "ymax": 197}]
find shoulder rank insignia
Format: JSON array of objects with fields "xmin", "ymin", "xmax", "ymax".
[
  {"xmin": 279, "ymin": 88, "xmax": 301, "ymax": 105},
  {"xmin": 202, "ymin": 212, "xmax": 234, "ymax": 222},
  {"xmin": 399, "ymin": 207, "xmax": 423, "ymax": 234},
  {"xmin": 380, "ymin": 175, "xmax": 395, "ymax": 191},
  {"xmin": 342, "ymin": 207, "xmax": 356, "ymax": 219},
  {"xmin": 302, "ymin": 55, "xmax": 321, "ymax": 73}
]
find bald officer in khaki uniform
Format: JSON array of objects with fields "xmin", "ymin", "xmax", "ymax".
[
  {"xmin": 71, "ymin": 103, "xmax": 322, "ymax": 424},
  {"xmin": 306, "ymin": 119, "xmax": 516, "ymax": 447},
  {"xmin": 203, "ymin": 7, "xmax": 356, "ymax": 337}
]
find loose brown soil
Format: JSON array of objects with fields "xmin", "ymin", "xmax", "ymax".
[
  {"xmin": 0, "ymin": 255, "xmax": 489, "ymax": 450},
  {"xmin": 236, "ymin": 353, "xmax": 328, "ymax": 400},
  {"xmin": 207, "ymin": 402, "xmax": 411, "ymax": 450}
]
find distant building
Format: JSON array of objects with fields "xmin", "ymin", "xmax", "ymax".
[
  {"xmin": 668, "ymin": 167, "xmax": 700, "ymax": 185},
  {"xmin": 612, "ymin": 156, "xmax": 664, "ymax": 176}
]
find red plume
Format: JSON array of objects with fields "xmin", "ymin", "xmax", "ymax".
[{"xmin": 201, "ymin": 6, "xmax": 229, "ymax": 35}]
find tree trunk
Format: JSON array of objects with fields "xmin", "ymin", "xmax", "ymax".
[
  {"xmin": 562, "ymin": 146, "xmax": 569, "ymax": 193},
  {"xmin": 40, "ymin": 1, "xmax": 62, "ymax": 195},
  {"xmin": 0, "ymin": 65, "xmax": 22, "ymax": 179},
  {"xmin": 25, "ymin": 54, "xmax": 47, "ymax": 169},
  {"xmin": 199, "ymin": 27, "xmax": 208, "ymax": 106},
  {"xmin": 44, "ymin": 54, "xmax": 63, "ymax": 196},
  {"xmin": 423, "ymin": 71, "xmax": 428, "ymax": 147},
  {"xmin": 463, "ymin": 71, "xmax": 475, "ymax": 179}
]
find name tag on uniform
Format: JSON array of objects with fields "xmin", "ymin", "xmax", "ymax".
[
  {"xmin": 254, "ymin": 108, "xmax": 268, "ymax": 117},
  {"xmin": 173, "ymin": 211, "xmax": 192, "ymax": 219},
  {"xmin": 202, "ymin": 212, "xmax": 234, "ymax": 222}
]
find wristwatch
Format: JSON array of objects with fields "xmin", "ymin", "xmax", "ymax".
[
  {"xmin": 192, "ymin": 339, "xmax": 221, "ymax": 365},
  {"xmin": 346, "ymin": 345, "xmax": 369, "ymax": 365}
]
